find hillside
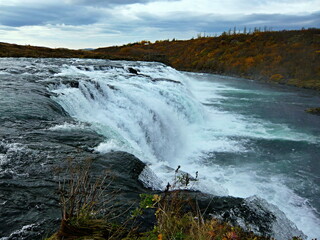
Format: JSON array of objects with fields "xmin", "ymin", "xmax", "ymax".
[
  {"xmin": 0, "ymin": 42, "xmax": 86, "ymax": 58},
  {"xmin": 0, "ymin": 42, "xmax": 136, "ymax": 60},
  {"xmin": 1, "ymin": 29, "xmax": 320, "ymax": 90},
  {"xmin": 95, "ymin": 29, "xmax": 320, "ymax": 90}
]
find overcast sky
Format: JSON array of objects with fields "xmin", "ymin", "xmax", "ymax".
[{"xmin": 0, "ymin": 0, "xmax": 319, "ymax": 49}]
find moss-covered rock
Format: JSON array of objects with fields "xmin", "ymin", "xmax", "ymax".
[{"xmin": 305, "ymin": 107, "xmax": 320, "ymax": 115}]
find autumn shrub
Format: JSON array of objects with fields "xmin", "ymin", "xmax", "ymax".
[
  {"xmin": 130, "ymin": 191, "xmax": 271, "ymax": 240},
  {"xmin": 128, "ymin": 168, "xmax": 269, "ymax": 240},
  {"xmin": 270, "ymin": 74, "xmax": 285, "ymax": 82},
  {"xmin": 51, "ymin": 158, "xmax": 129, "ymax": 240}
]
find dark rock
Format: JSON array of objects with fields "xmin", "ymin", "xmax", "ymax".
[
  {"xmin": 159, "ymin": 191, "xmax": 306, "ymax": 240},
  {"xmin": 93, "ymin": 151, "xmax": 147, "ymax": 189},
  {"xmin": 48, "ymin": 69, "xmax": 59, "ymax": 74},
  {"xmin": 75, "ymin": 66, "xmax": 91, "ymax": 71},
  {"xmin": 89, "ymin": 156, "xmax": 305, "ymax": 239},
  {"xmin": 69, "ymin": 81, "xmax": 79, "ymax": 88},
  {"xmin": 128, "ymin": 67, "xmax": 138, "ymax": 75},
  {"xmin": 0, "ymin": 142, "xmax": 9, "ymax": 154},
  {"xmin": 90, "ymin": 152, "xmax": 156, "ymax": 233},
  {"xmin": 151, "ymin": 78, "xmax": 181, "ymax": 84},
  {"xmin": 107, "ymin": 84, "xmax": 117, "ymax": 90},
  {"xmin": 60, "ymin": 80, "xmax": 79, "ymax": 88},
  {"xmin": 93, "ymin": 81, "xmax": 102, "ymax": 92}
]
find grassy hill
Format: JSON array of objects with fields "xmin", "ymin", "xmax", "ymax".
[
  {"xmin": 1, "ymin": 28, "xmax": 320, "ymax": 90},
  {"xmin": 95, "ymin": 29, "xmax": 320, "ymax": 90}
]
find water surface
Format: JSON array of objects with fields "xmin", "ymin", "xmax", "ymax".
[{"xmin": 0, "ymin": 58, "xmax": 319, "ymax": 239}]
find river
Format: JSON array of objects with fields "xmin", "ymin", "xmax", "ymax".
[{"xmin": 0, "ymin": 58, "xmax": 319, "ymax": 239}]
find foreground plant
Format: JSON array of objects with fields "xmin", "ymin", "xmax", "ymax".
[
  {"xmin": 47, "ymin": 163, "xmax": 306, "ymax": 240},
  {"xmin": 130, "ymin": 191, "xmax": 271, "ymax": 240},
  {"xmin": 128, "ymin": 166, "xmax": 268, "ymax": 240},
  {"xmin": 50, "ymin": 158, "xmax": 128, "ymax": 240}
]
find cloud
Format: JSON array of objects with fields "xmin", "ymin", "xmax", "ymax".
[
  {"xmin": 0, "ymin": 5, "xmax": 103, "ymax": 27},
  {"xmin": 0, "ymin": 0, "xmax": 180, "ymax": 27},
  {"xmin": 68, "ymin": 0, "xmax": 179, "ymax": 6},
  {"xmin": 132, "ymin": 11, "xmax": 320, "ymax": 33},
  {"xmin": 0, "ymin": 0, "xmax": 319, "ymax": 48},
  {"xmin": 1, "ymin": 10, "xmax": 319, "ymax": 49}
]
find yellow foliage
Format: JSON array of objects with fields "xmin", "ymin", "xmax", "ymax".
[
  {"xmin": 244, "ymin": 57, "xmax": 255, "ymax": 66},
  {"xmin": 270, "ymin": 74, "xmax": 284, "ymax": 81}
]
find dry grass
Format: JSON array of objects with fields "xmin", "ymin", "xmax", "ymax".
[
  {"xmin": 53, "ymin": 158, "xmax": 129, "ymax": 240},
  {"xmin": 148, "ymin": 191, "xmax": 270, "ymax": 240},
  {"xmin": 47, "ymin": 163, "xmax": 306, "ymax": 240}
]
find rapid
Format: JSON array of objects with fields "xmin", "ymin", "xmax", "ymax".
[{"xmin": 0, "ymin": 58, "xmax": 319, "ymax": 239}]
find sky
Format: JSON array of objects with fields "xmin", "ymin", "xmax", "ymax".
[{"xmin": 0, "ymin": 0, "xmax": 319, "ymax": 49}]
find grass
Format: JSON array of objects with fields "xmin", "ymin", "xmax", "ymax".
[
  {"xmin": 126, "ymin": 191, "xmax": 272, "ymax": 240},
  {"xmin": 49, "ymin": 158, "xmax": 129, "ymax": 240},
  {"xmin": 46, "ymin": 163, "xmax": 307, "ymax": 240}
]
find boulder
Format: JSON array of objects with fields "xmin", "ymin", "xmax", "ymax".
[{"xmin": 128, "ymin": 67, "xmax": 139, "ymax": 75}]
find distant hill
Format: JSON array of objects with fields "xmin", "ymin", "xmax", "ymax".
[
  {"xmin": 81, "ymin": 48, "xmax": 95, "ymax": 51},
  {"xmin": 0, "ymin": 42, "xmax": 86, "ymax": 58},
  {"xmin": 1, "ymin": 29, "xmax": 319, "ymax": 90},
  {"xmin": 95, "ymin": 29, "xmax": 320, "ymax": 91}
]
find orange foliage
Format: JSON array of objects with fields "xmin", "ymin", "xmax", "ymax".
[
  {"xmin": 1, "ymin": 29, "xmax": 320, "ymax": 90},
  {"xmin": 94, "ymin": 29, "xmax": 320, "ymax": 90},
  {"xmin": 270, "ymin": 74, "xmax": 284, "ymax": 81},
  {"xmin": 244, "ymin": 57, "xmax": 255, "ymax": 67}
]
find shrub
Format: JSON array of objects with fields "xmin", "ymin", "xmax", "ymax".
[{"xmin": 270, "ymin": 74, "xmax": 284, "ymax": 81}]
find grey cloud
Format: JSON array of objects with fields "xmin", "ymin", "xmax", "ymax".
[
  {"xmin": 133, "ymin": 11, "xmax": 320, "ymax": 33},
  {"xmin": 0, "ymin": 0, "xmax": 179, "ymax": 28},
  {"xmin": 0, "ymin": 5, "xmax": 103, "ymax": 27},
  {"xmin": 237, "ymin": 12, "xmax": 320, "ymax": 31},
  {"xmin": 0, "ymin": 25, "xmax": 17, "ymax": 31},
  {"xmin": 1, "ymin": 0, "xmax": 319, "ymax": 48},
  {"xmin": 70, "ymin": 0, "xmax": 179, "ymax": 7},
  {"xmin": 86, "ymin": 11, "xmax": 320, "ymax": 41}
]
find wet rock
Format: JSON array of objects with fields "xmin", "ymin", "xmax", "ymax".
[
  {"xmin": 160, "ymin": 191, "xmax": 306, "ymax": 240},
  {"xmin": 88, "ymin": 153, "xmax": 305, "ymax": 239},
  {"xmin": 90, "ymin": 156, "xmax": 305, "ymax": 239},
  {"xmin": 93, "ymin": 151, "xmax": 147, "ymax": 190},
  {"xmin": 59, "ymin": 79, "xmax": 80, "ymax": 88},
  {"xmin": 107, "ymin": 84, "xmax": 117, "ymax": 90},
  {"xmin": 69, "ymin": 81, "xmax": 79, "ymax": 88},
  {"xmin": 0, "ymin": 143, "xmax": 9, "ymax": 154},
  {"xmin": 152, "ymin": 78, "xmax": 181, "ymax": 84},
  {"xmin": 48, "ymin": 69, "xmax": 59, "ymax": 74},
  {"xmin": 90, "ymin": 152, "xmax": 156, "ymax": 232},
  {"xmin": 128, "ymin": 67, "xmax": 139, "ymax": 75}
]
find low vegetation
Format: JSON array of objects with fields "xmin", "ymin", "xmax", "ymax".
[
  {"xmin": 125, "ymin": 192, "xmax": 272, "ymax": 240},
  {"xmin": 305, "ymin": 107, "xmax": 320, "ymax": 115},
  {"xmin": 46, "ymin": 163, "xmax": 306, "ymax": 240},
  {"xmin": 95, "ymin": 28, "xmax": 320, "ymax": 91},
  {"xmin": 1, "ymin": 29, "xmax": 319, "ymax": 91}
]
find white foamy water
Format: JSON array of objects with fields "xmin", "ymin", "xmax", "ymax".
[
  {"xmin": 48, "ymin": 60, "xmax": 320, "ymax": 239},
  {"xmin": 48, "ymin": 122, "xmax": 88, "ymax": 131}
]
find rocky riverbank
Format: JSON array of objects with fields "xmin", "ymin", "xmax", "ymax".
[{"xmin": 46, "ymin": 151, "xmax": 306, "ymax": 240}]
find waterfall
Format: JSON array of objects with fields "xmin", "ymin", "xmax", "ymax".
[
  {"xmin": 49, "ymin": 61, "xmax": 205, "ymax": 165},
  {"xmin": 48, "ymin": 59, "xmax": 320, "ymax": 239}
]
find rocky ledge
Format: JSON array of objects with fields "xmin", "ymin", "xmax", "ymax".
[{"xmin": 93, "ymin": 151, "xmax": 306, "ymax": 240}]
